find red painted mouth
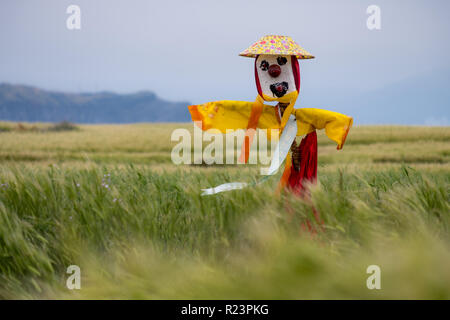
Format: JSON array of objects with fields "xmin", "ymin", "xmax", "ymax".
[{"xmin": 270, "ymin": 82, "xmax": 289, "ymax": 98}]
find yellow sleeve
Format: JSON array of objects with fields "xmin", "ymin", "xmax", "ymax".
[
  {"xmin": 295, "ymin": 108, "xmax": 353, "ymax": 149},
  {"xmin": 188, "ymin": 102, "xmax": 353, "ymax": 149},
  {"xmin": 188, "ymin": 100, "xmax": 280, "ymax": 132}
]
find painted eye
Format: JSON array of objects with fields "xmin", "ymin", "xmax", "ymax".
[
  {"xmin": 260, "ymin": 60, "xmax": 269, "ymax": 71},
  {"xmin": 277, "ymin": 57, "xmax": 287, "ymax": 65}
]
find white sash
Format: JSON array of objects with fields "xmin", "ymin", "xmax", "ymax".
[{"xmin": 201, "ymin": 116, "xmax": 297, "ymax": 195}]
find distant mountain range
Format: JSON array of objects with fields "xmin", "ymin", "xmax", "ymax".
[
  {"xmin": 334, "ymin": 68, "xmax": 450, "ymax": 125},
  {"xmin": 0, "ymin": 83, "xmax": 191, "ymax": 123},
  {"xmin": 1, "ymin": 68, "xmax": 449, "ymax": 125}
]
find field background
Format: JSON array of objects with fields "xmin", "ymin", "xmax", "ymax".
[{"xmin": 0, "ymin": 121, "xmax": 449, "ymax": 299}]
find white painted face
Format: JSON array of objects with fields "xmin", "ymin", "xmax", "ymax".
[{"xmin": 255, "ymin": 54, "xmax": 296, "ymax": 99}]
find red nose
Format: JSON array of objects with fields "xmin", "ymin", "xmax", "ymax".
[{"xmin": 268, "ymin": 64, "xmax": 281, "ymax": 78}]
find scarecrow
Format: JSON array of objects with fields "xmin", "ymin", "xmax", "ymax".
[{"xmin": 188, "ymin": 35, "xmax": 352, "ymax": 196}]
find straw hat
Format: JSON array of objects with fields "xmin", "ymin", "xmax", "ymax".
[{"xmin": 239, "ymin": 35, "xmax": 314, "ymax": 59}]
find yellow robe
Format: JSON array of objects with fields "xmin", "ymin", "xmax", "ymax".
[{"xmin": 188, "ymin": 100, "xmax": 353, "ymax": 150}]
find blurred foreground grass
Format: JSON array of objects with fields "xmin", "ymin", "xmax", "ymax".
[{"xmin": 0, "ymin": 122, "xmax": 449, "ymax": 299}]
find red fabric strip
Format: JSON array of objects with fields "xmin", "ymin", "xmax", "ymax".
[{"xmin": 287, "ymin": 131, "xmax": 318, "ymax": 195}]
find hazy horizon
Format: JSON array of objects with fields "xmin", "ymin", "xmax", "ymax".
[{"xmin": 1, "ymin": 0, "xmax": 449, "ymax": 124}]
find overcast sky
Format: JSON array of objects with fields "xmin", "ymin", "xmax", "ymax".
[{"xmin": 1, "ymin": 0, "xmax": 449, "ymax": 105}]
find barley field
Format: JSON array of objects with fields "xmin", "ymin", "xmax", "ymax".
[{"xmin": 0, "ymin": 121, "xmax": 449, "ymax": 299}]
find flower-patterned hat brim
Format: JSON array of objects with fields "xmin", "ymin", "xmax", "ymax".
[{"xmin": 240, "ymin": 35, "xmax": 314, "ymax": 59}]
